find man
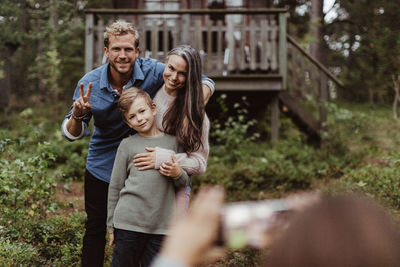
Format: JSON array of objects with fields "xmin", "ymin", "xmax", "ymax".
[{"xmin": 61, "ymin": 20, "xmax": 214, "ymax": 267}]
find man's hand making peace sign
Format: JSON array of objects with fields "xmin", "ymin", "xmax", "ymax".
[
  {"xmin": 66, "ymin": 82, "xmax": 92, "ymax": 137},
  {"xmin": 73, "ymin": 82, "xmax": 92, "ymax": 118}
]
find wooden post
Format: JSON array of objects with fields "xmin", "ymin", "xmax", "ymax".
[
  {"xmin": 217, "ymin": 20, "xmax": 223, "ymax": 71},
  {"xmin": 279, "ymin": 13, "xmax": 287, "ymax": 90},
  {"xmin": 270, "ymin": 20, "xmax": 278, "ymax": 71},
  {"xmin": 96, "ymin": 19, "xmax": 104, "ymax": 67},
  {"xmin": 151, "ymin": 21, "xmax": 158, "ymax": 59},
  {"xmin": 250, "ymin": 20, "xmax": 256, "ymax": 70},
  {"xmin": 240, "ymin": 24, "xmax": 246, "ymax": 71},
  {"xmin": 271, "ymin": 92, "xmax": 280, "ymax": 142},
  {"xmin": 227, "ymin": 20, "xmax": 235, "ymax": 71},
  {"xmin": 85, "ymin": 13, "xmax": 94, "ymax": 73},
  {"xmin": 163, "ymin": 22, "xmax": 169, "ymax": 57},
  {"xmin": 182, "ymin": 14, "xmax": 190, "ymax": 44},
  {"xmin": 260, "ymin": 20, "xmax": 268, "ymax": 70},
  {"xmin": 206, "ymin": 20, "xmax": 213, "ymax": 71},
  {"xmin": 194, "ymin": 20, "xmax": 202, "ymax": 51}
]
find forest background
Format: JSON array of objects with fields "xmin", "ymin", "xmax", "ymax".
[{"xmin": 0, "ymin": 0, "xmax": 400, "ymax": 266}]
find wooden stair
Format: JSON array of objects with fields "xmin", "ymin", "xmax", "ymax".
[{"xmin": 278, "ymin": 91, "xmax": 321, "ymax": 144}]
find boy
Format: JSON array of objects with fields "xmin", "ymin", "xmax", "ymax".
[{"xmin": 107, "ymin": 87, "xmax": 190, "ymax": 267}]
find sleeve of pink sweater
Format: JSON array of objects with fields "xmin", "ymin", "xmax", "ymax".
[{"xmin": 155, "ymin": 115, "xmax": 210, "ymax": 176}]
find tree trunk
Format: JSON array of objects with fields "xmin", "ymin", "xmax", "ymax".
[
  {"xmin": 49, "ymin": 0, "xmax": 59, "ymax": 101},
  {"xmin": 393, "ymin": 74, "xmax": 400, "ymax": 119},
  {"xmin": 0, "ymin": 45, "xmax": 18, "ymax": 109},
  {"xmin": 0, "ymin": 54, "xmax": 11, "ymax": 109},
  {"xmin": 310, "ymin": 0, "xmax": 325, "ymax": 64}
]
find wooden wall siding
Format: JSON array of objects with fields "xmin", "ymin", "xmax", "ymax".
[{"xmin": 87, "ymin": 14, "xmax": 281, "ymax": 76}]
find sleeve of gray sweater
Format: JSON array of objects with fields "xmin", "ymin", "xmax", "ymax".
[
  {"xmin": 107, "ymin": 140, "xmax": 129, "ymax": 234},
  {"xmin": 173, "ymin": 169, "xmax": 190, "ymax": 189}
]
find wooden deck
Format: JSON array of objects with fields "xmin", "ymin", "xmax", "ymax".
[{"xmin": 84, "ymin": 8, "xmax": 287, "ymax": 85}]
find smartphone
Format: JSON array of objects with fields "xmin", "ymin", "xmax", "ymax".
[{"xmin": 217, "ymin": 198, "xmax": 292, "ymax": 249}]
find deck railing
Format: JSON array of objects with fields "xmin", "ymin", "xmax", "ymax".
[
  {"xmin": 287, "ymin": 35, "xmax": 345, "ymax": 128},
  {"xmin": 84, "ymin": 9, "xmax": 287, "ymax": 82}
]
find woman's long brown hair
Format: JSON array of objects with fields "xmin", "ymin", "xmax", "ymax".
[{"xmin": 162, "ymin": 45, "xmax": 205, "ymax": 153}]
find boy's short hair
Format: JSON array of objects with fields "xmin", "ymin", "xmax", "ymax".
[
  {"xmin": 104, "ymin": 20, "xmax": 140, "ymax": 48},
  {"xmin": 118, "ymin": 87, "xmax": 153, "ymax": 118}
]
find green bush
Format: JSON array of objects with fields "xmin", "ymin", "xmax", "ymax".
[
  {"xmin": 327, "ymin": 154, "xmax": 400, "ymax": 210},
  {"xmin": 0, "ymin": 237, "xmax": 43, "ymax": 266},
  {"xmin": 0, "ymin": 140, "xmax": 58, "ymax": 220}
]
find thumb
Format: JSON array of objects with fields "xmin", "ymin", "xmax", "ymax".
[
  {"xmin": 145, "ymin": 147, "xmax": 155, "ymax": 152},
  {"xmin": 171, "ymin": 155, "xmax": 177, "ymax": 163}
]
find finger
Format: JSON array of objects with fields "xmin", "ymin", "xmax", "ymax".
[
  {"xmin": 85, "ymin": 82, "xmax": 92, "ymax": 99},
  {"xmin": 74, "ymin": 101, "xmax": 83, "ymax": 111},
  {"xmin": 79, "ymin": 83, "xmax": 84, "ymax": 98},
  {"xmin": 138, "ymin": 165, "xmax": 154, "ymax": 171},
  {"xmin": 84, "ymin": 102, "xmax": 92, "ymax": 110},
  {"xmin": 163, "ymin": 161, "xmax": 173, "ymax": 167},
  {"xmin": 171, "ymin": 155, "xmax": 177, "ymax": 163},
  {"xmin": 160, "ymin": 164, "xmax": 170, "ymax": 174},
  {"xmin": 134, "ymin": 153, "xmax": 150, "ymax": 160},
  {"xmin": 145, "ymin": 147, "xmax": 155, "ymax": 152},
  {"xmin": 76, "ymin": 97, "xmax": 85, "ymax": 106},
  {"xmin": 162, "ymin": 163, "xmax": 173, "ymax": 172},
  {"xmin": 135, "ymin": 161, "xmax": 151, "ymax": 167}
]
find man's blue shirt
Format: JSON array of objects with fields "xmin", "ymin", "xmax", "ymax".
[
  {"xmin": 62, "ymin": 57, "xmax": 214, "ymax": 183},
  {"xmin": 62, "ymin": 58, "xmax": 165, "ymax": 183}
]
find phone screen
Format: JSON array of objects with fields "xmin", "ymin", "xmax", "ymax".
[{"xmin": 218, "ymin": 199, "xmax": 292, "ymax": 249}]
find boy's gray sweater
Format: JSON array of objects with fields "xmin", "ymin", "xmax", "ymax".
[{"xmin": 107, "ymin": 133, "xmax": 190, "ymax": 235}]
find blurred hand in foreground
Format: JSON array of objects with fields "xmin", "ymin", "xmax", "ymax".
[{"xmin": 161, "ymin": 186, "xmax": 226, "ymax": 266}]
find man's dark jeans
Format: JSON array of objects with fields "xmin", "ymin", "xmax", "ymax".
[
  {"xmin": 112, "ymin": 229, "xmax": 164, "ymax": 267},
  {"xmin": 81, "ymin": 169, "xmax": 109, "ymax": 267}
]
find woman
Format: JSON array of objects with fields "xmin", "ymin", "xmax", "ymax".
[{"xmin": 133, "ymin": 45, "xmax": 210, "ymax": 183}]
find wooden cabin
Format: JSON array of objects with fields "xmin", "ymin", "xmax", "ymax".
[{"xmin": 84, "ymin": 1, "xmax": 343, "ymax": 143}]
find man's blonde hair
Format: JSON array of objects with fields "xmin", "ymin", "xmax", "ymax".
[{"xmin": 104, "ymin": 20, "xmax": 139, "ymax": 48}]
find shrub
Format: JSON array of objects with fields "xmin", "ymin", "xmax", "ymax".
[
  {"xmin": 0, "ymin": 237, "xmax": 43, "ymax": 266},
  {"xmin": 327, "ymin": 154, "xmax": 400, "ymax": 210}
]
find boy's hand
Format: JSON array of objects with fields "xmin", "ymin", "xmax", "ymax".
[
  {"xmin": 160, "ymin": 155, "xmax": 182, "ymax": 178},
  {"xmin": 109, "ymin": 233, "xmax": 115, "ymax": 248}
]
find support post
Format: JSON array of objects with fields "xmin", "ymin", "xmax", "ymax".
[
  {"xmin": 271, "ymin": 92, "xmax": 280, "ymax": 142},
  {"xmin": 278, "ymin": 13, "xmax": 287, "ymax": 90},
  {"xmin": 85, "ymin": 13, "xmax": 94, "ymax": 73}
]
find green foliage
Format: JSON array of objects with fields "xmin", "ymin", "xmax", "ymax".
[
  {"xmin": 211, "ymin": 94, "xmax": 260, "ymax": 162},
  {"xmin": 0, "ymin": 237, "xmax": 43, "ymax": 266},
  {"xmin": 0, "ymin": 212, "xmax": 86, "ymax": 266},
  {"xmin": 0, "ymin": 0, "xmax": 111, "ymax": 102},
  {"xmin": 326, "ymin": 0, "xmax": 400, "ymax": 103},
  {"xmin": 328, "ymin": 158, "xmax": 400, "ymax": 210},
  {"xmin": 0, "ymin": 105, "xmax": 89, "ymax": 265},
  {"xmin": 28, "ymin": 49, "xmax": 61, "ymax": 97},
  {"xmin": 0, "ymin": 141, "xmax": 58, "ymax": 220}
]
